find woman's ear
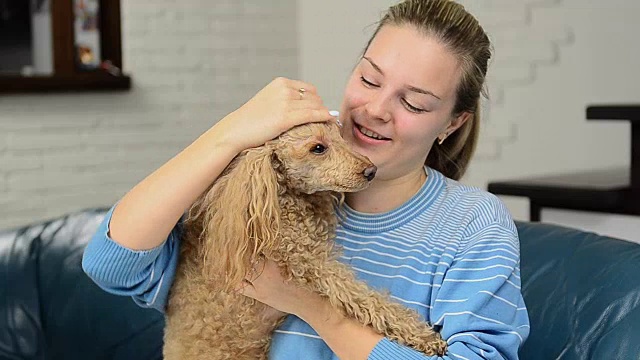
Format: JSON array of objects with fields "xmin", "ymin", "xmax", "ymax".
[
  {"xmin": 195, "ymin": 145, "xmax": 281, "ymax": 292},
  {"xmin": 438, "ymin": 111, "xmax": 472, "ymax": 144},
  {"xmin": 448, "ymin": 111, "xmax": 472, "ymax": 134}
]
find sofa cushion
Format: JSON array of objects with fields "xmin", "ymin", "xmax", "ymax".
[
  {"xmin": 517, "ymin": 221, "xmax": 640, "ymax": 360},
  {"xmin": 0, "ymin": 222, "xmax": 46, "ymax": 359},
  {"xmin": 0, "ymin": 209, "xmax": 165, "ymax": 360}
]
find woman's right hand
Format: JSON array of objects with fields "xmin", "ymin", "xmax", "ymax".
[
  {"xmin": 105, "ymin": 78, "xmax": 334, "ymax": 252},
  {"xmin": 211, "ymin": 77, "xmax": 335, "ymax": 153}
]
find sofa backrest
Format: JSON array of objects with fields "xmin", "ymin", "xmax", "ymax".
[
  {"xmin": 0, "ymin": 209, "xmax": 165, "ymax": 360},
  {"xmin": 3, "ymin": 209, "xmax": 639, "ymax": 359},
  {"xmin": 517, "ymin": 221, "xmax": 640, "ymax": 360}
]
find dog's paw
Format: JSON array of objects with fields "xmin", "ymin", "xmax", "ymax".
[
  {"xmin": 422, "ymin": 337, "xmax": 447, "ymax": 356},
  {"xmin": 401, "ymin": 331, "xmax": 447, "ymax": 356}
]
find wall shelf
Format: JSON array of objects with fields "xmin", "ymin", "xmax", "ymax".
[
  {"xmin": 0, "ymin": 73, "xmax": 130, "ymax": 94},
  {"xmin": 0, "ymin": 0, "xmax": 130, "ymax": 94}
]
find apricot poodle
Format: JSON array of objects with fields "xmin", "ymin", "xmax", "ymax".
[{"xmin": 163, "ymin": 122, "xmax": 447, "ymax": 359}]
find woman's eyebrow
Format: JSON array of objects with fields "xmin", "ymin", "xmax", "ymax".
[
  {"xmin": 363, "ymin": 56, "xmax": 385, "ymax": 75},
  {"xmin": 407, "ymin": 85, "xmax": 441, "ymax": 100},
  {"xmin": 362, "ymin": 56, "xmax": 441, "ymax": 100}
]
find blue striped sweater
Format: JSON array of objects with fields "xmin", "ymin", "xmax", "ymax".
[{"xmin": 83, "ymin": 167, "xmax": 530, "ymax": 359}]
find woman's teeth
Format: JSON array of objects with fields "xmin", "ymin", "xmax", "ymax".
[{"xmin": 357, "ymin": 125, "xmax": 387, "ymax": 140}]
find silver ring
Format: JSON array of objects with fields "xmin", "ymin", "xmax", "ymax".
[{"xmin": 298, "ymin": 87, "xmax": 306, "ymax": 100}]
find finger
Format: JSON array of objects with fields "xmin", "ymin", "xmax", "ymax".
[
  {"xmin": 269, "ymin": 77, "xmax": 318, "ymax": 98},
  {"xmin": 288, "ymin": 96, "xmax": 325, "ymax": 110},
  {"xmin": 289, "ymin": 88, "xmax": 323, "ymax": 102},
  {"xmin": 287, "ymin": 79, "xmax": 318, "ymax": 95},
  {"xmin": 251, "ymin": 256, "xmax": 266, "ymax": 281},
  {"xmin": 233, "ymin": 279, "xmax": 252, "ymax": 294},
  {"xmin": 286, "ymin": 108, "xmax": 335, "ymax": 128},
  {"xmin": 289, "ymin": 86, "xmax": 320, "ymax": 102}
]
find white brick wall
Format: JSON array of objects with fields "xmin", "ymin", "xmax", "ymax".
[
  {"xmin": 464, "ymin": 0, "xmax": 636, "ymax": 180},
  {"xmin": 459, "ymin": 0, "xmax": 574, "ymax": 161},
  {"xmin": 3, "ymin": 0, "xmax": 638, "ymax": 237},
  {"xmin": 0, "ymin": 0, "xmax": 298, "ymax": 230},
  {"xmin": 299, "ymin": 0, "xmax": 639, "ymax": 240}
]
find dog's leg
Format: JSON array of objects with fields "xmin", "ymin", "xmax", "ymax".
[{"xmin": 305, "ymin": 261, "xmax": 448, "ymax": 356}]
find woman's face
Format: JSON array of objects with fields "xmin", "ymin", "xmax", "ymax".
[{"xmin": 340, "ymin": 24, "xmax": 469, "ymax": 181}]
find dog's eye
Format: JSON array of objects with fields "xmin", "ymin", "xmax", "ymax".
[{"xmin": 310, "ymin": 144, "xmax": 327, "ymax": 154}]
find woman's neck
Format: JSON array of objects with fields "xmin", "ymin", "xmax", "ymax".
[{"xmin": 345, "ymin": 167, "xmax": 427, "ymax": 214}]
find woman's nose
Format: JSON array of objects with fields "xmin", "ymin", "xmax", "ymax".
[{"xmin": 364, "ymin": 92, "xmax": 392, "ymax": 122}]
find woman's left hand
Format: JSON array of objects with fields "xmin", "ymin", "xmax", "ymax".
[
  {"xmin": 238, "ymin": 257, "xmax": 385, "ymax": 359},
  {"xmin": 237, "ymin": 258, "xmax": 322, "ymax": 317}
]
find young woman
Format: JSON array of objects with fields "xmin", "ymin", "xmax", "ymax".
[{"xmin": 83, "ymin": 0, "xmax": 530, "ymax": 359}]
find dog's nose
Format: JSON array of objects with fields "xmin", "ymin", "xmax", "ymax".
[{"xmin": 363, "ymin": 165, "xmax": 377, "ymax": 181}]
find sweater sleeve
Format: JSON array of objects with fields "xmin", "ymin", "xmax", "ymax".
[
  {"xmin": 81, "ymin": 204, "xmax": 182, "ymax": 313},
  {"xmin": 369, "ymin": 219, "xmax": 530, "ymax": 359}
]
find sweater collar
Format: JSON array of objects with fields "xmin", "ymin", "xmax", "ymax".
[{"xmin": 337, "ymin": 167, "xmax": 444, "ymax": 234}]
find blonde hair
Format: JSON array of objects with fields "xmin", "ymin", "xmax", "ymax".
[{"xmin": 364, "ymin": 0, "xmax": 492, "ymax": 180}]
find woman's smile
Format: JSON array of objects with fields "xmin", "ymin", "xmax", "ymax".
[{"xmin": 352, "ymin": 122, "xmax": 392, "ymax": 143}]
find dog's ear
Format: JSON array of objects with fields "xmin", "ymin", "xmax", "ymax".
[{"xmin": 196, "ymin": 145, "xmax": 281, "ymax": 291}]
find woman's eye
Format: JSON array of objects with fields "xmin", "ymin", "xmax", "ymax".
[
  {"xmin": 402, "ymin": 99, "xmax": 427, "ymax": 114},
  {"xmin": 360, "ymin": 76, "xmax": 378, "ymax": 88},
  {"xmin": 310, "ymin": 144, "xmax": 327, "ymax": 154}
]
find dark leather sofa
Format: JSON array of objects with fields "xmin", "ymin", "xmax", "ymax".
[{"xmin": 1, "ymin": 208, "xmax": 639, "ymax": 359}]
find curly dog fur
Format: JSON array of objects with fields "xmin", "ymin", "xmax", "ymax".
[{"xmin": 163, "ymin": 122, "xmax": 447, "ymax": 359}]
